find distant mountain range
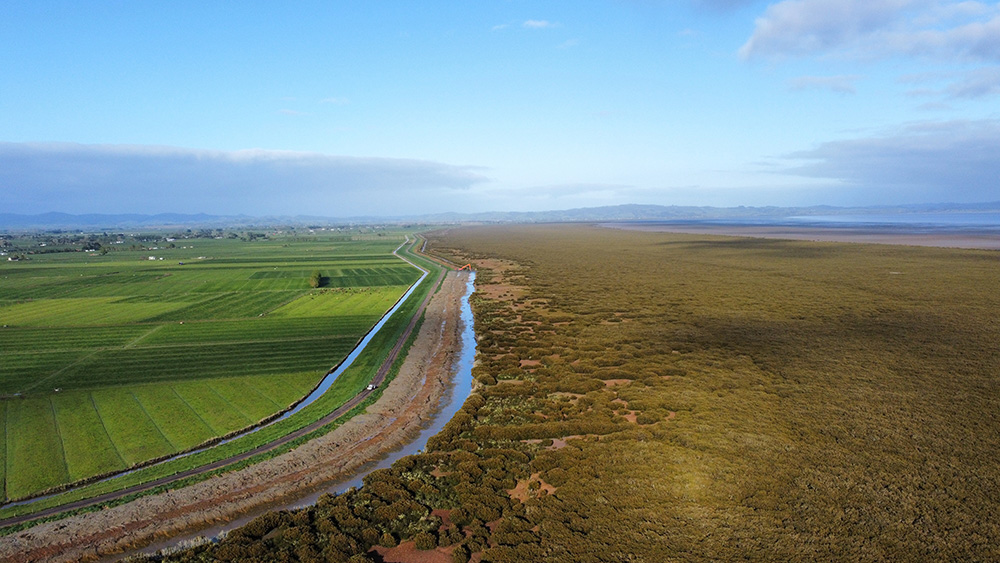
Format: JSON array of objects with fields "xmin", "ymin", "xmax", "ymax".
[{"xmin": 2, "ymin": 202, "xmax": 1000, "ymax": 230}]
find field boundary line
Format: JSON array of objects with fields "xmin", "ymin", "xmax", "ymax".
[
  {"xmin": 169, "ymin": 387, "xmax": 222, "ymax": 436},
  {"xmin": 240, "ymin": 381, "xmax": 283, "ymax": 411},
  {"xmin": 130, "ymin": 392, "xmax": 180, "ymax": 452},
  {"xmin": 123, "ymin": 325, "xmax": 163, "ymax": 349},
  {"xmin": 22, "ymin": 349, "xmax": 98, "ymax": 395},
  {"xmin": 46, "ymin": 397, "xmax": 71, "ymax": 485},
  {"xmin": 88, "ymin": 393, "xmax": 127, "ymax": 468},
  {"xmin": 202, "ymin": 384, "xmax": 255, "ymax": 427}
]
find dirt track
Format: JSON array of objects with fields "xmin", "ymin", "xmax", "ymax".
[{"xmin": 0, "ymin": 271, "xmax": 470, "ymax": 563}]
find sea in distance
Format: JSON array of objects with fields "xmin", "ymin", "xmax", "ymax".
[{"xmin": 786, "ymin": 212, "xmax": 1000, "ymax": 229}]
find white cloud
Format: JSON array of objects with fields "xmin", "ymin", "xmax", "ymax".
[
  {"xmin": 278, "ymin": 109, "xmax": 307, "ymax": 116},
  {"xmin": 320, "ymin": 97, "xmax": 350, "ymax": 105},
  {"xmin": 558, "ymin": 39, "xmax": 580, "ymax": 49},
  {"xmin": 787, "ymin": 74, "xmax": 863, "ymax": 93},
  {"xmin": 523, "ymin": 20, "xmax": 556, "ymax": 29},
  {"xmin": 0, "ymin": 143, "xmax": 488, "ymax": 216}
]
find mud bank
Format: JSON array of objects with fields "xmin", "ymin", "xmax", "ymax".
[{"xmin": 0, "ymin": 271, "xmax": 471, "ymax": 563}]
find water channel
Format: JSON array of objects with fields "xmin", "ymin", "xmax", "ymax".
[{"xmin": 133, "ymin": 272, "xmax": 477, "ymax": 559}]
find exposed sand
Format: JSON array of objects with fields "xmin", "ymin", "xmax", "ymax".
[
  {"xmin": 0, "ymin": 271, "xmax": 470, "ymax": 563},
  {"xmin": 604, "ymin": 223, "xmax": 1000, "ymax": 250}
]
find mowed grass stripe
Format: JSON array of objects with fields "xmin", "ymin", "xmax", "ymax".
[
  {"xmin": 131, "ymin": 386, "xmax": 215, "ymax": 451},
  {"xmin": 0, "ymin": 297, "xmax": 187, "ymax": 327},
  {"xmin": 51, "ymin": 392, "xmax": 126, "ymax": 481},
  {"xmin": 5, "ymin": 398, "xmax": 69, "ymax": 500},
  {"xmin": 147, "ymin": 290, "xmax": 305, "ymax": 322},
  {"xmin": 172, "ymin": 382, "xmax": 253, "ymax": 433},
  {"xmin": 0, "ymin": 350, "xmax": 85, "ymax": 395},
  {"xmin": 140, "ymin": 317, "xmax": 374, "ymax": 346},
  {"xmin": 91, "ymin": 389, "xmax": 174, "ymax": 466},
  {"xmin": 0, "ymin": 325, "xmax": 145, "ymax": 352},
  {"xmin": 54, "ymin": 337, "xmax": 357, "ymax": 390}
]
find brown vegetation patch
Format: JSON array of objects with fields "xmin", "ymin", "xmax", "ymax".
[
  {"xmin": 507, "ymin": 473, "xmax": 558, "ymax": 503},
  {"xmin": 431, "ymin": 508, "xmax": 453, "ymax": 529},
  {"xmin": 371, "ymin": 541, "xmax": 455, "ymax": 563},
  {"xmin": 547, "ymin": 435, "xmax": 588, "ymax": 450},
  {"xmin": 603, "ymin": 378, "xmax": 631, "ymax": 387}
]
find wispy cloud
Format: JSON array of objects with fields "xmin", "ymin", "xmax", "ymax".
[
  {"xmin": 558, "ymin": 39, "xmax": 580, "ymax": 49},
  {"xmin": 740, "ymin": 0, "xmax": 1000, "ymax": 61},
  {"xmin": 740, "ymin": 1, "xmax": 1000, "ymax": 102},
  {"xmin": 523, "ymin": 19, "xmax": 557, "ymax": 29},
  {"xmin": 946, "ymin": 65, "xmax": 1000, "ymax": 97},
  {"xmin": 787, "ymin": 74, "xmax": 863, "ymax": 94},
  {"xmin": 782, "ymin": 119, "xmax": 1000, "ymax": 202},
  {"xmin": 491, "ymin": 23, "xmax": 509, "ymax": 31},
  {"xmin": 320, "ymin": 96, "xmax": 350, "ymax": 105},
  {"xmin": 278, "ymin": 109, "xmax": 308, "ymax": 116},
  {"xmin": 899, "ymin": 65, "xmax": 1000, "ymax": 98},
  {"xmin": 0, "ymin": 143, "xmax": 488, "ymax": 216}
]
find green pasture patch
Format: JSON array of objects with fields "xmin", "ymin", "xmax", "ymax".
[
  {"xmin": 91, "ymin": 388, "xmax": 174, "ymax": 465},
  {"xmin": 50, "ymin": 392, "xmax": 126, "ymax": 481},
  {"xmin": 171, "ymin": 381, "xmax": 254, "ymax": 433},
  {"xmin": 0, "ymin": 298, "xmax": 186, "ymax": 327},
  {"xmin": 269, "ymin": 286, "xmax": 407, "ymax": 318},
  {"xmin": 204, "ymin": 379, "xmax": 282, "ymax": 423},
  {"xmin": 130, "ymin": 385, "xmax": 216, "ymax": 451},
  {"xmin": 243, "ymin": 371, "xmax": 324, "ymax": 407},
  {"xmin": 0, "ymin": 232, "xmax": 426, "ymax": 511},
  {"xmin": 5, "ymin": 398, "xmax": 69, "ymax": 500}
]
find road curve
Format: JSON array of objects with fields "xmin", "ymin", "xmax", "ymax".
[{"xmin": 0, "ymin": 244, "xmax": 445, "ymax": 530}]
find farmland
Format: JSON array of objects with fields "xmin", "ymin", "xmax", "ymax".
[
  {"xmin": 167, "ymin": 224, "xmax": 1000, "ymax": 562},
  {"xmin": 0, "ymin": 230, "xmax": 421, "ymax": 501}
]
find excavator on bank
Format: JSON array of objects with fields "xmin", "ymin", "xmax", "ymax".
[{"xmin": 457, "ymin": 263, "xmax": 473, "ymax": 271}]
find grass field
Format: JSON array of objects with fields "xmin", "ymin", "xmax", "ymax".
[{"xmin": 0, "ymin": 230, "xmax": 421, "ymax": 501}]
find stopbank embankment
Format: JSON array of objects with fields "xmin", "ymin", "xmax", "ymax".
[{"xmin": 0, "ymin": 271, "xmax": 471, "ymax": 563}]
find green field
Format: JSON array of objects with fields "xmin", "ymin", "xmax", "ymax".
[{"xmin": 0, "ymin": 231, "xmax": 420, "ymax": 501}]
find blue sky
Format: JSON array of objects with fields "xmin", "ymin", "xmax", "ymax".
[{"xmin": 2, "ymin": 0, "xmax": 999, "ymax": 216}]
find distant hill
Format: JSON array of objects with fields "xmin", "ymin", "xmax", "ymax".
[{"xmin": 3, "ymin": 202, "xmax": 999, "ymax": 230}]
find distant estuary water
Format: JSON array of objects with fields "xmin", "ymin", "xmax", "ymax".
[{"xmin": 787, "ymin": 212, "xmax": 1000, "ymax": 229}]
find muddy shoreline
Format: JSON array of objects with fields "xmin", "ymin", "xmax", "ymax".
[
  {"xmin": 0, "ymin": 271, "xmax": 471, "ymax": 563},
  {"xmin": 604, "ymin": 222, "xmax": 1000, "ymax": 249}
]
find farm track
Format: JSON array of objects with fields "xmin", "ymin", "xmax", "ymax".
[{"xmin": 0, "ymin": 245, "xmax": 445, "ymax": 531}]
